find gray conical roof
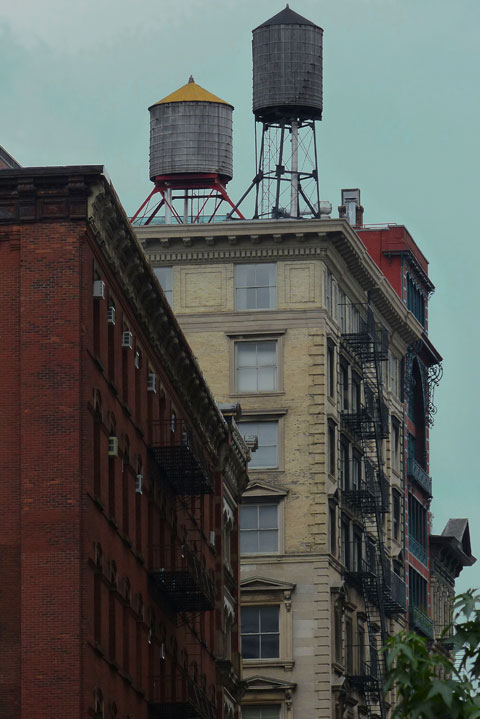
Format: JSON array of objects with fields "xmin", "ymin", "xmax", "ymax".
[{"xmin": 255, "ymin": 5, "xmax": 321, "ymax": 30}]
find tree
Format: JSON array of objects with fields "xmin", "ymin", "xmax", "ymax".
[{"xmin": 384, "ymin": 590, "xmax": 480, "ymax": 718}]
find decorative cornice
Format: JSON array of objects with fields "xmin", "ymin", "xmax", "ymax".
[{"xmin": 136, "ymin": 219, "xmax": 424, "ymax": 346}]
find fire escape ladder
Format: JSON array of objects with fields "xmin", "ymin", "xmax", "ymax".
[{"xmin": 342, "ymin": 306, "xmax": 393, "ymax": 719}]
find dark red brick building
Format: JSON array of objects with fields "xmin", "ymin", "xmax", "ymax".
[{"xmin": 0, "ymin": 165, "xmax": 249, "ymax": 719}]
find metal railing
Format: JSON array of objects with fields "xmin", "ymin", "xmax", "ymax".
[
  {"xmin": 408, "ymin": 534, "xmax": 428, "ymax": 565},
  {"xmin": 149, "ymin": 419, "xmax": 213, "ymax": 495},
  {"xmin": 410, "ymin": 606, "xmax": 434, "ymax": 639},
  {"xmin": 150, "ymin": 671, "xmax": 216, "ymax": 719},
  {"xmin": 150, "ymin": 541, "xmax": 215, "ymax": 612},
  {"xmin": 407, "ymin": 457, "xmax": 432, "ymax": 498}
]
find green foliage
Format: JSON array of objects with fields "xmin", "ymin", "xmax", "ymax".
[{"xmin": 384, "ymin": 590, "xmax": 480, "ymax": 718}]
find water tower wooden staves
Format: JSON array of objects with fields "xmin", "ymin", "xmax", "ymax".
[
  {"xmin": 131, "ymin": 77, "xmax": 244, "ymax": 225},
  {"xmin": 230, "ymin": 5, "xmax": 324, "ymax": 220}
]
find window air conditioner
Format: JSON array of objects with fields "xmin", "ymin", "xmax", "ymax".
[
  {"xmin": 209, "ymin": 530, "xmax": 216, "ymax": 548},
  {"xmin": 160, "ymin": 642, "xmax": 166, "ymax": 659},
  {"xmin": 107, "ymin": 306, "xmax": 116, "ymax": 325},
  {"xmin": 122, "ymin": 330, "xmax": 133, "ymax": 349},
  {"xmin": 93, "ymin": 280, "xmax": 105, "ymax": 299},
  {"xmin": 147, "ymin": 373, "xmax": 157, "ymax": 393},
  {"xmin": 108, "ymin": 436, "xmax": 119, "ymax": 457},
  {"xmin": 136, "ymin": 474, "xmax": 143, "ymax": 494}
]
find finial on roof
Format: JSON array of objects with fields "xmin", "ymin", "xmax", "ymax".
[
  {"xmin": 286, "ymin": 3, "xmax": 289, "ymax": 7},
  {"xmin": 188, "ymin": 75, "xmax": 194, "ymax": 83}
]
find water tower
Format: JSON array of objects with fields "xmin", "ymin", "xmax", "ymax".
[
  {"xmin": 131, "ymin": 77, "xmax": 244, "ymax": 225},
  {"xmin": 231, "ymin": 5, "xmax": 324, "ymax": 220}
]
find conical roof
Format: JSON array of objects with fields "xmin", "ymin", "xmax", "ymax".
[
  {"xmin": 255, "ymin": 4, "xmax": 321, "ymax": 30},
  {"xmin": 150, "ymin": 76, "xmax": 232, "ymax": 108}
]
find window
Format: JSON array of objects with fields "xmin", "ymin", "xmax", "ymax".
[
  {"xmin": 340, "ymin": 439, "xmax": 349, "ymax": 491},
  {"xmin": 351, "ymin": 373, "xmax": 361, "ymax": 413},
  {"xmin": 324, "ymin": 269, "xmax": 333, "ymax": 314},
  {"xmin": 153, "ymin": 267, "xmax": 173, "ymax": 306},
  {"xmin": 340, "ymin": 361, "xmax": 349, "ymax": 411},
  {"xmin": 352, "ymin": 527, "xmax": 363, "ymax": 572},
  {"xmin": 241, "ymin": 606, "xmax": 279, "ymax": 659},
  {"xmin": 241, "ymin": 421, "xmax": 278, "ymax": 469},
  {"xmin": 240, "ymin": 503, "xmax": 278, "ymax": 554},
  {"xmin": 409, "ymin": 567, "xmax": 427, "ymax": 611},
  {"xmin": 235, "ymin": 263, "xmax": 276, "ymax": 310},
  {"xmin": 341, "ymin": 515, "xmax": 351, "ymax": 570},
  {"xmin": 352, "ymin": 451, "xmax": 362, "ymax": 491},
  {"xmin": 327, "ymin": 340, "xmax": 335, "ymax": 398},
  {"xmin": 408, "ymin": 493, "xmax": 428, "ymax": 563},
  {"xmin": 389, "ymin": 353, "xmax": 401, "ymax": 397},
  {"xmin": 393, "ymin": 490, "xmax": 401, "ymax": 541},
  {"xmin": 329, "ymin": 502, "xmax": 337, "ymax": 556},
  {"xmin": 392, "ymin": 419, "xmax": 400, "ymax": 471},
  {"xmin": 242, "ymin": 706, "xmax": 280, "ymax": 719},
  {"xmin": 345, "ymin": 616, "xmax": 354, "ymax": 674},
  {"xmin": 406, "ymin": 273, "xmax": 425, "ymax": 326},
  {"xmin": 328, "ymin": 421, "xmax": 336, "ymax": 476},
  {"xmin": 236, "ymin": 341, "xmax": 277, "ymax": 393},
  {"xmin": 338, "ymin": 288, "xmax": 348, "ymax": 333},
  {"xmin": 333, "ymin": 599, "xmax": 343, "ymax": 664}
]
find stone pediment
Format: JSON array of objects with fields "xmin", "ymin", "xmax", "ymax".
[
  {"xmin": 245, "ymin": 675, "xmax": 296, "ymax": 692},
  {"xmin": 243, "ymin": 480, "xmax": 288, "ymax": 498},
  {"xmin": 240, "ymin": 576, "xmax": 295, "ymax": 592}
]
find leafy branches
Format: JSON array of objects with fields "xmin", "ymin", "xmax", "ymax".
[{"xmin": 384, "ymin": 590, "xmax": 480, "ymax": 718}]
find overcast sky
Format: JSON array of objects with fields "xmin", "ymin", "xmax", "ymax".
[{"xmin": 2, "ymin": 0, "xmax": 479, "ymax": 592}]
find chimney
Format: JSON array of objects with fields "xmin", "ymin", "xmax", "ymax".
[{"xmin": 339, "ymin": 188, "xmax": 364, "ymax": 227}]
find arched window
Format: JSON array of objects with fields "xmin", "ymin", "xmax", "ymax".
[
  {"xmin": 93, "ymin": 543, "xmax": 103, "ymax": 645},
  {"xmin": 108, "ymin": 414, "xmax": 117, "ymax": 518},
  {"xmin": 93, "ymin": 390, "xmax": 103, "ymax": 499},
  {"xmin": 94, "ymin": 689, "xmax": 104, "ymax": 719},
  {"xmin": 107, "ymin": 297, "xmax": 116, "ymax": 382}
]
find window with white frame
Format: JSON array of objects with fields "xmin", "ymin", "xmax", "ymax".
[
  {"xmin": 153, "ymin": 267, "xmax": 173, "ymax": 306},
  {"xmin": 242, "ymin": 706, "xmax": 281, "ymax": 719},
  {"xmin": 241, "ymin": 420, "xmax": 278, "ymax": 469},
  {"xmin": 241, "ymin": 605, "xmax": 279, "ymax": 659},
  {"xmin": 240, "ymin": 503, "xmax": 278, "ymax": 554},
  {"xmin": 235, "ymin": 341, "xmax": 277, "ymax": 393},
  {"xmin": 235, "ymin": 264, "xmax": 276, "ymax": 311}
]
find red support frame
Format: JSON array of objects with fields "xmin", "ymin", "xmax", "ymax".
[{"xmin": 131, "ymin": 174, "xmax": 245, "ymax": 226}]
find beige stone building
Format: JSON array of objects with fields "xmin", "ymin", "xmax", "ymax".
[{"xmin": 135, "ymin": 217, "xmax": 472, "ymax": 719}]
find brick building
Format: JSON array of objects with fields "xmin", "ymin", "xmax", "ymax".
[{"xmin": 0, "ymin": 165, "xmax": 249, "ymax": 719}]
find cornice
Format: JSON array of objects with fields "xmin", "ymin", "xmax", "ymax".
[
  {"xmin": 136, "ymin": 219, "xmax": 424, "ymax": 346},
  {"xmin": 87, "ymin": 178, "xmax": 251, "ymax": 475}
]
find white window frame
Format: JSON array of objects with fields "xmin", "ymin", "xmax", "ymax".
[
  {"xmin": 235, "ymin": 263, "xmax": 277, "ymax": 311},
  {"xmin": 240, "ymin": 502, "xmax": 279, "ymax": 555},
  {"xmin": 153, "ymin": 266, "xmax": 173, "ymax": 306},
  {"xmin": 235, "ymin": 340, "xmax": 278, "ymax": 394}
]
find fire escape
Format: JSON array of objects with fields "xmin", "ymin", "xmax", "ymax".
[
  {"xmin": 341, "ymin": 307, "xmax": 406, "ymax": 719},
  {"xmin": 147, "ymin": 418, "xmax": 217, "ymax": 719}
]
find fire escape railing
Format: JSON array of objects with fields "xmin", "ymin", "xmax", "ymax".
[
  {"xmin": 341, "ymin": 306, "xmax": 400, "ymax": 719},
  {"xmin": 149, "ymin": 669, "xmax": 216, "ymax": 719},
  {"xmin": 407, "ymin": 457, "xmax": 432, "ymax": 498},
  {"xmin": 149, "ymin": 541, "xmax": 215, "ymax": 612},
  {"xmin": 149, "ymin": 419, "xmax": 214, "ymax": 495}
]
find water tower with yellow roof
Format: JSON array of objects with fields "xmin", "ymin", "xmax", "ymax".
[{"xmin": 132, "ymin": 77, "xmax": 244, "ymax": 225}]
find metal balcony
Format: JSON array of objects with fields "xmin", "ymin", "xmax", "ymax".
[
  {"xmin": 342, "ymin": 309, "xmax": 377, "ymax": 363},
  {"xmin": 149, "ymin": 672, "xmax": 216, "ymax": 719},
  {"xmin": 150, "ymin": 542, "xmax": 215, "ymax": 612},
  {"xmin": 149, "ymin": 420, "xmax": 213, "ymax": 495},
  {"xmin": 409, "ymin": 606, "xmax": 434, "ymax": 640},
  {"xmin": 345, "ymin": 557, "xmax": 378, "ymax": 595},
  {"xmin": 408, "ymin": 535, "xmax": 428, "ymax": 565},
  {"xmin": 342, "ymin": 463, "xmax": 389, "ymax": 514},
  {"xmin": 382, "ymin": 566, "xmax": 407, "ymax": 616},
  {"xmin": 345, "ymin": 644, "xmax": 381, "ymax": 692},
  {"xmin": 407, "ymin": 457, "xmax": 432, "ymax": 498}
]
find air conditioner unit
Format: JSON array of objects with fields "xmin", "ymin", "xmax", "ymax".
[
  {"xmin": 122, "ymin": 330, "xmax": 133, "ymax": 349},
  {"xmin": 108, "ymin": 436, "xmax": 118, "ymax": 457},
  {"xmin": 136, "ymin": 474, "xmax": 143, "ymax": 494},
  {"xmin": 209, "ymin": 530, "xmax": 216, "ymax": 548},
  {"xmin": 107, "ymin": 306, "xmax": 116, "ymax": 325},
  {"xmin": 93, "ymin": 280, "xmax": 105, "ymax": 299},
  {"xmin": 147, "ymin": 373, "xmax": 157, "ymax": 393},
  {"xmin": 135, "ymin": 351, "xmax": 141, "ymax": 369},
  {"xmin": 160, "ymin": 642, "xmax": 166, "ymax": 659}
]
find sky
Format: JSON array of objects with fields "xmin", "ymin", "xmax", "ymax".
[{"xmin": 1, "ymin": 0, "xmax": 479, "ymax": 592}]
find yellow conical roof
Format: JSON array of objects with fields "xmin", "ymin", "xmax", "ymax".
[{"xmin": 151, "ymin": 76, "xmax": 232, "ymax": 107}]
